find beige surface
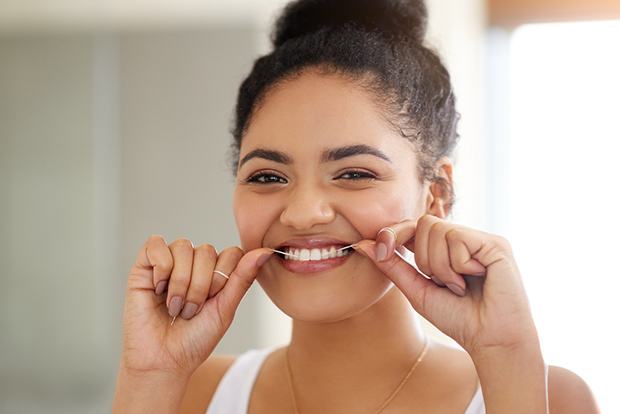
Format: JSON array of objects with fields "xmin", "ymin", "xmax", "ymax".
[{"xmin": 489, "ymin": 0, "xmax": 620, "ymax": 27}]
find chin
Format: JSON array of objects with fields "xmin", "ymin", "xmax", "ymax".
[{"xmin": 256, "ymin": 267, "xmax": 393, "ymax": 323}]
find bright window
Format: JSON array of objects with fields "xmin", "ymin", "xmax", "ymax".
[{"xmin": 503, "ymin": 20, "xmax": 620, "ymax": 412}]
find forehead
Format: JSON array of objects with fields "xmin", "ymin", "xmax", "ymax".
[{"xmin": 241, "ymin": 70, "xmax": 413, "ymax": 156}]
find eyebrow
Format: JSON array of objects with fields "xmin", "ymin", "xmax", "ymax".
[{"xmin": 238, "ymin": 144, "xmax": 392, "ymax": 168}]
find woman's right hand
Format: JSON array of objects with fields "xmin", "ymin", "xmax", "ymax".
[{"xmin": 119, "ymin": 235, "xmax": 274, "ymax": 379}]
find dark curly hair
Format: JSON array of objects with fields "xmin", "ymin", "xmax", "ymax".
[{"xmin": 229, "ymin": 0, "xmax": 460, "ymax": 212}]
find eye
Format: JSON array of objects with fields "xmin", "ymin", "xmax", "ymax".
[
  {"xmin": 336, "ymin": 170, "xmax": 377, "ymax": 181},
  {"xmin": 245, "ymin": 172, "xmax": 288, "ymax": 184}
]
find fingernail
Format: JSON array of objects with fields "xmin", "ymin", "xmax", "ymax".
[
  {"xmin": 375, "ymin": 243, "xmax": 387, "ymax": 261},
  {"xmin": 168, "ymin": 296, "xmax": 184, "ymax": 317},
  {"xmin": 447, "ymin": 283, "xmax": 466, "ymax": 297},
  {"xmin": 155, "ymin": 280, "xmax": 168, "ymax": 295},
  {"xmin": 256, "ymin": 252, "xmax": 273, "ymax": 267},
  {"xmin": 180, "ymin": 302, "xmax": 198, "ymax": 320}
]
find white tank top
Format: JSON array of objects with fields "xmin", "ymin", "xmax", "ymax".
[{"xmin": 206, "ymin": 346, "xmax": 489, "ymax": 414}]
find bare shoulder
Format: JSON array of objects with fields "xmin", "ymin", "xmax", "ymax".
[
  {"xmin": 548, "ymin": 365, "xmax": 599, "ymax": 414},
  {"xmin": 178, "ymin": 353, "xmax": 238, "ymax": 414}
]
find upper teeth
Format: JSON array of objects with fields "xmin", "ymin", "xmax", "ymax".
[{"xmin": 282, "ymin": 246, "xmax": 350, "ymax": 261}]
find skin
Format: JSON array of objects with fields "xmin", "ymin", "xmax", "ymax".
[
  {"xmin": 112, "ymin": 67, "xmax": 600, "ymax": 413},
  {"xmin": 233, "ymin": 69, "xmax": 456, "ymax": 412}
]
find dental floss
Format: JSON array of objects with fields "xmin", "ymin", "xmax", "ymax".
[
  {"xmin": 270, "ymin": 243, "xmax": 358, "ymax": 257},
  {"xmin": 394, "ymin": 248, "xmax": 431, "ymax": 280},
  {"xmin": 170, "ymin": 315, "xmax": 177, "ymax": 326}
]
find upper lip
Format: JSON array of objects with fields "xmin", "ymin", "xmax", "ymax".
[{"xmin": 275, "ymin": 236, "xmax": 354, "ymax": 249}]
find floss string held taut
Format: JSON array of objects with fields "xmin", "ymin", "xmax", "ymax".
[{"xmin": 270, "ymin": 243, "xmax": 358, "ymax": 257}]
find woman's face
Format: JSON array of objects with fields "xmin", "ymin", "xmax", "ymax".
[{"xmin": 233, "ymin": 69, "xmax": 428, "ymax": 322}]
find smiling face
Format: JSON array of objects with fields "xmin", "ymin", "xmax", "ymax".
[{"xmin": 233, "ymin": 68, "xmax": 430, "ymax": 322}]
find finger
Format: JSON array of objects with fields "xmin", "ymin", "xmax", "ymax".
[
  {"xmin": 375, "ymin": 219, "xmax": 417, "ymax": 262},
  {"xmin": 212, "ymin": 248, "xmax": 274, "ymax": 330},
  {"xmin": 445, "ymin": 228, "xmax": 487, "ymax": 276},
  {"xmin": 180, "ymin": 243, "xmax": 217, "ymax": 320},
  {"xmin": 166, "ymin": 238, "xmax": 195, "ymax": 318},
  {"xmin": 354, "ymin": 240, "xmax": 449, "ymax": 314},
  {"xmin": 413, "ymin": 215, "xmax": 442, "ymax": 278},
  {"xmin": 428, "ymin": 222, "xmax": 467, "ymax": 296},
  {"xmin": 131, "ymin": 235, "xmax": 173, "ymax": 294},
  {"xmin": 207, "ymin": 246, "xmax": 245, "ymax": 300}
]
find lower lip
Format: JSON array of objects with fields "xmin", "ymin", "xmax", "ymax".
[{"xmin": 277, "ymin": 252, "xmax": 354, "ymax": 274}]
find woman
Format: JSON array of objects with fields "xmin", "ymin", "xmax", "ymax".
[{"xmin": 112, "ymin": 0, "xmax": 599, "ymax": 412}]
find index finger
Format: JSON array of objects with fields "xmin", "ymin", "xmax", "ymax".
[
  {"xmin": 375, "ymin": 219, "xmax": 417, "ymax": 262},
  {"xmin": 214, "ymin": 247, "xmax": 274, "ymax": 328},
  {"xmin": 131, "ymin": 235, "xmax": 174, "ymax": 292}
]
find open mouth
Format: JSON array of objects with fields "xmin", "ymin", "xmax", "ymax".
[{"xmin": 274, "ymin": 244, "xmax": 355, "ymax": 261}]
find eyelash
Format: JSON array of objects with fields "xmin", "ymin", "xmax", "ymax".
[{"xmin": 245, "ymin": 170, "xmax": 377, "ymax": 184}]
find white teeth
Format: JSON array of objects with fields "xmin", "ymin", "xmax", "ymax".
[{"xmin": 283, "ymin": 245, "xmax": 351, "ymax": 261}]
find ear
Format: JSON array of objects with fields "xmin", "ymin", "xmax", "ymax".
[{"xmin": 425, "ymin": 157, "xmax": 454, "ymax": 219}]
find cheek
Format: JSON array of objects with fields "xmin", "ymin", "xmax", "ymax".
[
  {"xmin": 233, "ymin": 179, "xmax": 421, "ymax": 249},
  {"xmin": 233, "ymin": 189, "xmax": 280, "ymax": 251},
  {"xmin": 341, "ymin": 185, "xmax": 418, "ymax": 240}
]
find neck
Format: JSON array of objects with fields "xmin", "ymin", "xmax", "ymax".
[{"xmin": 286, "ymin": 286, "xmax": 428, "ymax": 409}]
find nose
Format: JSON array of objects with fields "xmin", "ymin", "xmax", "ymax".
[{"xmin": 279, "ymin": 184, "xmax": 336, "ymax": 231}]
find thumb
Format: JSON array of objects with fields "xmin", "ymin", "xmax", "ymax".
[
  {"xmin": 212, "ymin": 248, "xmax": 274, "ymax": 328},
  {"xmin": 354, "ymin": 240, "xmax": 444, "ymax": 314}
]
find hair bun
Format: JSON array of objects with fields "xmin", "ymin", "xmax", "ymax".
[{"xmin": 271, "ymin": 0, "xmax": 428, "ymax": 48}]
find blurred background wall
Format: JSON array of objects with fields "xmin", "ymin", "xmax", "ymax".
[{"xmin": 1, "ymin": 0, "xmax": 618, "ymax": 413}]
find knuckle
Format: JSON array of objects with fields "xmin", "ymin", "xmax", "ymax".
[
  {"xmin": 149, "ymin": 247, "xmax": 173, "ymax": 271},
  {"xmin": 146, "ymin": 234, "xmax": 166, "ymax": 245},
  {"xmin": 157, "ymin": 256, "xmax": 174, "ymax": 272},
  {"xmin": 195, "ymin": 243, "xmax": 217, "ymax": 258},
  {"xmin": 445, "ymin": 228, "xmax": 464, "ymax": 243},
  {"xmin": 218, "ymin": 246, "xmax": 245, "ymax": 259},
  {"xmin": 420, "ymin": 214, "xmax": 439, "ymax": 226},
  {"xmin": 429, "ymin": 220, "xmax": 444, "ymax": 235},
  {"xmin": 418, "ymin": 214, "xmax": 432, "ymax": 227},
  {"xmin": 170, "ymin": 238, "xmax": 194, "ymax": 251},
  {"xmin": 493, "ymin": 235, "xmax": 512, "ymax": 251}
]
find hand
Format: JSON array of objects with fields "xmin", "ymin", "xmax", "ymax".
[
  {"xmin": 354, "ymin": 215, "xmax": 540, "ymax": 358},
  {"xmin": 119, "ymin": 235, "xmax": 273, "ymax": 378}
]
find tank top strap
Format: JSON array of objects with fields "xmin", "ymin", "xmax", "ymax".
[
  {"xmin": 206, "ymin": 346, "xmax": 278, "ymax": 414},
  {"xmin": 463, "ymin": 382, "xmax": 484, "ymax": 414},
  {"xmin": 207, "ymin": 349, "xmax": 549, "ymax": 414}
]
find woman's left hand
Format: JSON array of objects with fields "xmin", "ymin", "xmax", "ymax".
[{"xmin": 354, "ymin": 214, "xmax": 540, "ymax": 359}]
